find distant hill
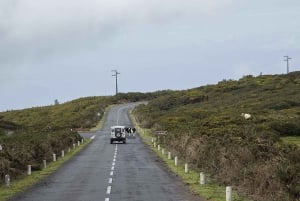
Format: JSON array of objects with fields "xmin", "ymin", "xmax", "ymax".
[{"xmin": 133, "ymin": 72, "xmax": 300, "ymax": 201}]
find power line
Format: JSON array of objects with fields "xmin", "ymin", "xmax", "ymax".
[
  {"xmin": 111, "ymin": 70, "xmax": 120, "ymax": 95},
  {"xmin": 284, "ymin": 56, "xmax": 292, "ymax": 74}
]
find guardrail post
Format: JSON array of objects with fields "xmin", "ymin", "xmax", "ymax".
[
  {"xmin": 73, "ymin": 143, "xmax": 76, "ymax": 149},
  {"xmin": 27, "ymin": 165, "xmax": 31, "ymax": 175},
  {"xmin": 5, "ymin": 174, "xmax": 10, "ymax": 187},
  {"xmin": 174, "ymin": 156, "xmax": 178, "ymax": 166},
  {"xmin": 162, "ymin": 148, "xmax": 165, "ymax": 155},
  {"xmin": 68, "ymin": 147, "xmax": 71, "ymax": 153},
  {"xmin": 168, "ymin": 152, "xmax": 171, "ymax": 160},
  {"xmin": 81, "ymin": 138, "xmax": 84, "ymax": 143},
  {"xmin": 154, "ymin": 142, "xmax": 156, "ymax": 148},
  {"xmin": 226, "ymin": 186, "xmax": 232, "ymax": 201},
  {"xmin": 43, "ymin": 160, "xmax": 47, "ymax": 168},
  {"xmin": 158, "ymin": 145, "xmax": 160, "ymax": 151},
  {"xmin": 77, "ymin": 141, "xmax": 80, "ymax": 146},
  {"xmin": 53, "ymin": 153, "xmax": 56, "ymax": 162},
  {"xmin": 61, "ymin": 150, "xmax": 65, "ymax": 157},
  {"xmin": 199, "ymin": 172, "xmax": 205, "ymax": 185}
]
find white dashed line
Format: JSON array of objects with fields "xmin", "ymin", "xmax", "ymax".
[
  {"xmin": 106, "ymin": 186, "xmax": 111, "ymax": 194},
  {"xmin": 105, "ymin": 144, "xmax": 118, "ymax": 201},
  {"xmin": 108, "ymin": 178, "xmax": 113, "ymax": 184}
]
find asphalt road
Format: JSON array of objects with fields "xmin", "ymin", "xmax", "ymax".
[{"xmin": 10, "ymin": 103, "xmax": 204, "ymax": 201}]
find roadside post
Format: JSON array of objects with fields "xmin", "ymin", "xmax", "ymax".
[
  {"xmin": 200, "ymin": 172, "xmax": 205, "ymax": 185},
  {"xmin": 5, "ymin": 174, "xmax": 10, "ymax": 187},
  {"xmin": 43, "ymin": 160, "xmax": 47, "ymax": 168},
  {"xmin": 226, "ymin": 186, "xmax": 232, "ymax": 201},
  {"xmin": 27, "ymin": 165, "xmax": 31, "ymax": 175},
  {"xmin": 185, "ymin": 163, "xmax": 188, "ymax": 173}
]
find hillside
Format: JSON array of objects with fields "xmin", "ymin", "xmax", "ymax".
[
  {"xmin": 133, "ymin": 72, "xmax": 300, "ymax": 201},
  {"xmin": 0, "ymin": 96, "xmax": 115, "ymax": 183},
  {"xmin": 0, "ymin": 92, "xmax": 161, "ymax": 185},
  {"xmin": 1, "ymin": 73, "xmax": 299, "ymax": 201}
]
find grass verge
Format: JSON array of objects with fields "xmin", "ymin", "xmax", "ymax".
[
  {"xmin": 129, "ymin": 110, "xmax": 248, "ymax": 201},
  {"xmin": 0, "ymin": 139, "xmax": 91, "ymax": 201},
  {"xmin": 281, "ymin": 136, "xmax": 300, "ymax": 147}
]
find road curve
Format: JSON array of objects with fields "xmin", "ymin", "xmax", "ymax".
[{"xmin": 10, "ymin": 103, "xmax": 204, "ymax": 201}]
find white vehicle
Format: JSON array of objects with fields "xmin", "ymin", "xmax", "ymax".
[{"xmin": 110, "ymin": 126, "xmax": 126, "ymax": 144}]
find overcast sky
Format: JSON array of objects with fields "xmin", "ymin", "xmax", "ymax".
[{"xmin": 1, "ymin": 0, "xmax": 299, "ymax": 111}]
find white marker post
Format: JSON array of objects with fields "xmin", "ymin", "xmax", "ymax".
[
  {"xmin": 158, "ymin": 145, "xmax": 160, "ymax": 151},
  {"xmin": 5, "ymin": 174, "xmax": 10, "ymax": 187},
  {"xmin": 53, "ymin": 153, "xmax": 56, "ymax": 162},
  {"xmin": 61, "ymin": 150, "xmax": 65, "ymax": 158},
  {"xmin": 185, "ymin": 163, "xmax": 188, "ymax": 173},
  {"xmin": 162, "ymin": 148, "xmax": 165, "ymax": 155},
  {"xmin": 226, "ymin": 186, "xmax": 232, "ymax": 201},
  {"xmin": 168, "ymin": 152, "xmax": 171, "ymax": 160},
  {"xmin": 43, "ymin": 160, "xmax": 47, "ymax": 169},
  {"xmin": 200, "ymin": 172, "xmax": 205, "ymax": 185},
  {"xmin": 27, "ymin": 165, "xmax": 32, "ymax": 175},
  {"xmin": 174, "ymin": 156, "xmax": 178, "ymax": 166}
]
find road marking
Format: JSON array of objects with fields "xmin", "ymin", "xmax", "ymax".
[
  {"xmin": 105, "ymin": 142, "xmax": 118, "ymax": 201},
  {"xmin": 90, "ymin": 135, "xmax": 96, "ymax": 140},
  {"xmin": 106, "ymin": 186, "xmax": 111, "ymax": 194},
  {"xmin": 108, "ymin": 178, "xmax": 113, "ymax": 184}
]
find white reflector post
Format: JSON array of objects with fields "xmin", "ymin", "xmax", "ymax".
[
  {"xmin": 185, "ymin": 163, "xmax": 188, "ymax": 173},
  {"xmin": 226, "ymin": 186, "xmax": 232, "ymax": 201},
  {"xmin": 27, "ymin": 165, "xmax": 31, "ymax": 175},
  {"xmin": 200, "ymin": 172, "xmax": 205, "ymax": 185}
]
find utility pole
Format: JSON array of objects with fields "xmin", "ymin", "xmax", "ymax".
[
  {"xmin": 284, "ymin": 56, "xmax": 292, "ymax": 74},
  {"xmin": 112, "ymin": 70, "xmax": 120, "ymax": 95}
]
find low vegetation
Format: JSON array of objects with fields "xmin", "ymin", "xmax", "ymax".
[{"xmin": 133, "ymin": 72, "xmax": 300, "ymax": 201}]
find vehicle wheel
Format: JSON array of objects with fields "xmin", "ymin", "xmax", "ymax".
[
  {"xmin": 123, "ymin": 140, "xmax": 126, "ymax": 144},
  {"xmin": 110, "ymin": 139, "xmax": 113, "ymax": 144}
]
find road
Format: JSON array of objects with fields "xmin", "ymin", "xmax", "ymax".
[{"xmin": 10, "ymin": 103, "xmax": 204, "ymax": 201}]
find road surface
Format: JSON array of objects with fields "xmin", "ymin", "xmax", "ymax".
[{"xmin": 10, "ymin": 103, "xmax": 204, "ymax": 201}]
